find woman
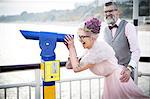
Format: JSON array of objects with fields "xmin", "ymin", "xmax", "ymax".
[{"xmin": 64, "ymin": 17, "xmax": 149, "ymax": 99}]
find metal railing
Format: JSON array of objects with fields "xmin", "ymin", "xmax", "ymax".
[
  {"xmin": 0, "ymin": 57, "xmax": 150, "ymax": 99},
  {"xmin": 0, "ymin": 82, "xmax": 36, "ymax": 99},
  {"xmin": 56, "ymin": 76, "xmax": 104, "ymax": 99},
  {"xmin": 0, "ymin": 72, "xmax": 150, "ymax": 99},
  {"xmin": 0, "ymin": 75, "xmax": 104, "ymax": 99}
]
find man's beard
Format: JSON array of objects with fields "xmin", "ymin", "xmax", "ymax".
[{"xmin": 105, "ymin": 16, "xmax": 116, "ymax": 25}]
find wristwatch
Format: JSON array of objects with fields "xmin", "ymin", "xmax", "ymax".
[{"xmin": 127, "ymin": 65, "xmax": 133, "ymax": 72}]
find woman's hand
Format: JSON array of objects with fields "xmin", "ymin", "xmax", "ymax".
[
  {"xmin": 64, "ymin": 35, "xmax": 75, "ymax": 49},
  {"xmin": 73, "ymin": 66, "xmax": 81, "ymax": 73}
]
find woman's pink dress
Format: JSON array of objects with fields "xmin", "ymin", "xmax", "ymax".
[{"xmin": 80, "ymin": 40, "xmax": 149, "ymax": 99}]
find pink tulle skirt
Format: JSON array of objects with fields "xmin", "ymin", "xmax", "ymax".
[{"xmin": 102, "ymin": 68, "xmax": 150, "ymax": 99}]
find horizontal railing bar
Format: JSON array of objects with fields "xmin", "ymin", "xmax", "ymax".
[
  {"xmin": 138, "ymin": 72, "xmax": 150, "ymax": 77},
  {"xmin": 0, "ymin": 76, "xmax": 101, "ymax": 88},
  {"xmin": 57, "ymin": 76, "xmax": 103, "ymax": 83},
  {"xmin": 0, "ymin": 73, "xmax": 150, "ymax": 89},
  {"xmin": 139, "ymin": 57, "xmax": 150, "ymax": 62},
  {"xmin": 0, "ymin": 82, "xmax": 36, "ymax": 89},
  {"xmin": 0, "ymin": 76, "xmax": 103, "ymax": 89},
  {"xmin": 0, "ymin": 64, "xmax": 40, "ymax": 73},
  {"xmin": 0, "ymin": 56, "xmax": 149, "ymax": 73},
  {"xmin": 0, "ymin": 62, "xmax": 66, "ymax": 73},
  {"xmin": 0, "ymin": 57, "xmax": 150, "ymax": 73},
  {"xmin": 141, "ymin": 73, "xmax": 150, "ymax": 76}
]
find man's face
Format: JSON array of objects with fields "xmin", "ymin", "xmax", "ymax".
[{"xmin": 104, "ymin": 5, "xmax": 119, "ymax": 25}]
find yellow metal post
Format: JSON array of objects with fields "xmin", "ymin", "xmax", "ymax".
[
  {"xmin": 44, "ymin": 85, "xmax": 55, "ymax": 99},
  {"xmin": 40, "ymin": 60, "xmax": 60, "ymax": 99}
]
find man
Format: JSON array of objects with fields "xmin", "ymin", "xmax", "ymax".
[{"xmin": 103, "ymin": 1, "xmax": 140, "ymax": 82}]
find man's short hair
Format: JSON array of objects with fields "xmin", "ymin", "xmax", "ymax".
[{"xmin": 105, "ymin": 1, "xmax": 118, "ymax": 9}]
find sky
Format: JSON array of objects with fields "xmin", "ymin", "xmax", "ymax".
[{"xmin": 0, "ymin": 0, "xmax": 96, "ymax": 16}]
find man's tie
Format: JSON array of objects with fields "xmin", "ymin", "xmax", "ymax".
[{"xmin": 108, "ymin": 24, "xmax": 118, "ymax": 30}]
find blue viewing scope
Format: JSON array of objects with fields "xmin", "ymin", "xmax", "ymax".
[
  {"xmin": 20, "ymin": 30, "xmax": 74, "ymax": 60},
  {"xmin": 20, "ymin": 30, "xmax": 69, "ymax": 42}
]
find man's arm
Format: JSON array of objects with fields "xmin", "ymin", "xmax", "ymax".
[
  {"xmin": 125, "ymin": 22, "xmax": 141, "ymax": 69},
  {"xmin": 120, "ymin": 22, "xmax": 140, "ymax": 82}
]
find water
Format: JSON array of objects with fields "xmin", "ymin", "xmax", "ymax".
[{"xmin": 0, "ymin": 23, "xmax": 150, "ymax": 98}]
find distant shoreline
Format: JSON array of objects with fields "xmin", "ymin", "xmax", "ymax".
[{"xmin": 0, "ymin": 21, "xmax": 150, "ymax": 31}]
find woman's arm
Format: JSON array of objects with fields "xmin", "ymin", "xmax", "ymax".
[
  {"xmin": 64, "ymin": 35, "xmax": 95, "ymax": 72},
  {"xmin": 73, "ymin": 63, "xmax": 95, "ymax": 72},
  {"xmin": 69, "ymin": 47, "xmax": 95, "ymax": 72}
]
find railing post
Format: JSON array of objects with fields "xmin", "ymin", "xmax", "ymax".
[
  {"xmin": 133, "ymin": 0, "xmax": 139, "ymax": 84},
  {"xmin": 134, "ymin": 64, "xmax": 138, "ymax": 85},
  {"xmin": 35, "ymin": 69, "xmax": 41, "ymax": 99}
]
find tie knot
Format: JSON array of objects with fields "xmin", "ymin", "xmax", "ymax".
[{"xmin": 108, "ymin": 24, "xmax": 118, "ymax": 30}]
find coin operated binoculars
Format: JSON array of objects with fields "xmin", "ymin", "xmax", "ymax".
[{"xmin": 20, "ymin": 30, "xmax": 72, "ymax": 99}]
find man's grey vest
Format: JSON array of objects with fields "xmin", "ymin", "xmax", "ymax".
[{"xmin": 104, "ymin": 20, "xmax": 131, "ymax": 67}]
